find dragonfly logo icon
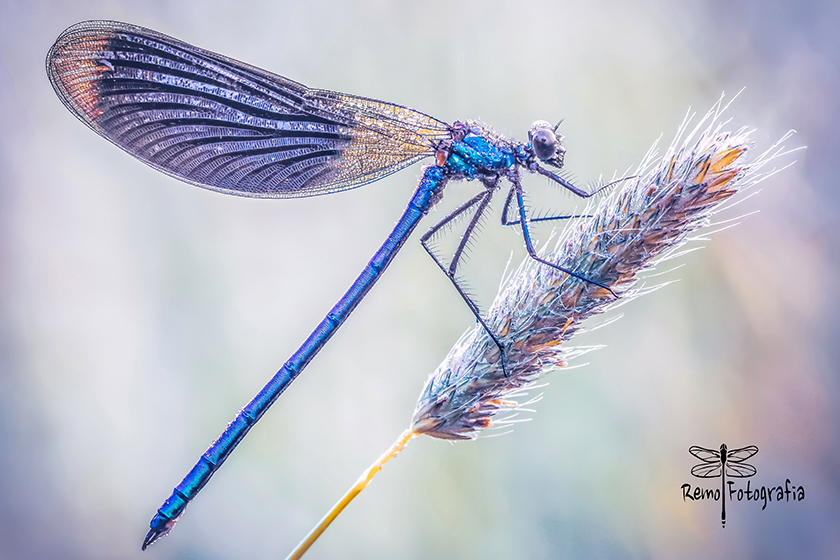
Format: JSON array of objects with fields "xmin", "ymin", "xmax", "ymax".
[{"xmin": 687, "ymin": 444, "xmax": 758, "ymax": 527}]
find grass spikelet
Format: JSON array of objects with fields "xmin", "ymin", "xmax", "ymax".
[
  {"xmin": 284, "ymin": 98, "xmax": 796, "ymax": 558},
  {"xmin": 410, "ymin": 99, "xmax": 795, "ymax": 440}
]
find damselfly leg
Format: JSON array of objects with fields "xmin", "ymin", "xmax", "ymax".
[
  {"xmin": 507, "ymin": 172, "xmax": 619, "ymax": 298},
  {"xmin": 500, "ymin": 186, "xmax": 590, "ymax": 226},
  {"xmin": 420, "ymin": 179, "xmax": 511, "ymax": 374}
]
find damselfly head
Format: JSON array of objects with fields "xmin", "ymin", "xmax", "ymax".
[{"xmin": 528, "ymin": 120, "xmax": 566, "ymax": 168}]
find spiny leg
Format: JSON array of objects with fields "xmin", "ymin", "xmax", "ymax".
[
  {"xmin": 533, "ymin": 163, "xmax": 628, "ymax": 198},
  {"xmin": 420, "ymin": 182, "xmax": 511, "ymax": 375},
  {"xmin": 509, "ymin": 172, "xmax": 618, "ymax": 298},
  {"xmin": 421, "ymin": 189, "xmax": 489, "ymax": 273},
  {"xmin": 500, "ymin": 185, "xmax": 590, "ymax": 226},
  {"xmin": 501, "ymin": 169, "xmax": 635, "ymax": 226}
]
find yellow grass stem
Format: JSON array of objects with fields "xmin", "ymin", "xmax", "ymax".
[{"xmin": 285, "ymin": 429, "xmax": 418, "ymax": 560}]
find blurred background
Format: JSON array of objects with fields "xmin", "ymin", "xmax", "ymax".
[{"xmin": 1, "ymin": 0, "xmax": 837, "ymax": 558}]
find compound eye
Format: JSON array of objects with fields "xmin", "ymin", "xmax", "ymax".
[{"xmin": 531, "ymin": 128, "xmax": 557, "ymax": 161}]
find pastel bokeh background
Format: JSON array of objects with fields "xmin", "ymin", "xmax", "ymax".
[{"xmin": 1, "ymin": 1, "xmax": 837, "ymax": 558}]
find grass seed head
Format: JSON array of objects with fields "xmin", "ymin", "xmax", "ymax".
[{"xmin": 411, "ymin": 99, "xmax": 796, "ymax": 440}]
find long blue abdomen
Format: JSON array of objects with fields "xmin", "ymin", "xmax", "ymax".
[{"xmin": 144, "ymin": 166, "xmax": 447, "ymax": 547}]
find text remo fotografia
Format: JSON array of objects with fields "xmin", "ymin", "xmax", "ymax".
[{"xmin": 682, "ymin": 478, "xmax": 805, "ymax": 511}]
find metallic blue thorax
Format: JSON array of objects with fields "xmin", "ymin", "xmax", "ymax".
[{"xmin": 445, "ymin": 131, "xmax": 517, "ymax": 178}]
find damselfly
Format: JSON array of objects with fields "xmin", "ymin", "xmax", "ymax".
[
  {"xmin": 689, "ymin": 443, "xmax": 759, "ymax": 527},
  {"xmin": 47, "ymin": 20, "xmax": 618, "ymax": 548}
]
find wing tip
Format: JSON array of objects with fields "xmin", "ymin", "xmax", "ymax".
[{"xmin": 46, "ymin": 21, "xmax": 128, "ymax": 126}]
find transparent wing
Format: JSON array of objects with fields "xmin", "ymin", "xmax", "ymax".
[
  {"xmin": 726, "ymin": 445, "xmax": 759, "ymax": 463},
  {"xmin": 47, "ymin": 20, "xmax": 450, "ymax": 198},
  {"xmin": 690, "ymin": 463, "xmax": 722, "ymax": 478},
  {"xmin": 689, "ymin": 446, "xmax": 721, "ymax": 463},
  {"xmin": 725, "ymin": 462, "xmax": 757, "ymax": 479}
]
